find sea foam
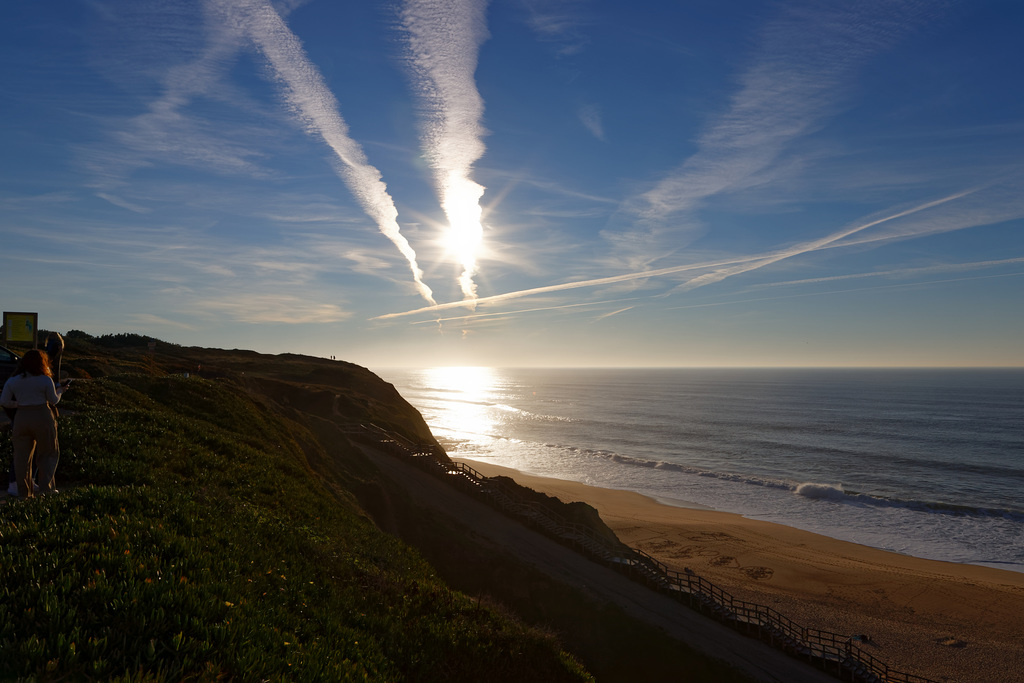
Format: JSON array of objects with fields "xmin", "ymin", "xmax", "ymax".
[{"xmin": 794, "ymin": 482, "xmax": 848, "ymax": 501}]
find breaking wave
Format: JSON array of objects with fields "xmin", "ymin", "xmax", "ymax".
[
  {"xmin": 794, "ymin": 482, "xmax": 848, "ymax": 502},
  {"xmin": 554, "ymin": 443, "xmax": 1024, "ymax": 522}
]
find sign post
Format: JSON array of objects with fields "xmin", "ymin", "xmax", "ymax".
[{"xmin": 3, "ymin": 312, "xmax": 39, "ymax": 347}]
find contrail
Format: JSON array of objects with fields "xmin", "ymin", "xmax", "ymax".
[
  {"xmin": 667, "ymin": 271, "xmax": 1024, "ymax": 311},
  {"xmin": 373, "ymin": 189, "xmax": 975, "ymax": 321},
  {"xmin": 668, "ymin": 189, "xmax": 977, "ymax": 294},
  {"xmin": 756, "ymin": 257, "xmax": 1024, "ymax": 289},
  {"xmin": 593, "ymin": 306, "xmax": 635, "ymax": 322},
  {"xmin": 401, "ymin": 0, "xmax": 490, "ymax": 303},
  {"xmin": 372, "ymin": 255, "xmax": 758, "ymax": 319},
  {"xmin": 210, "ymin": 0, "xmax": 436, "ymax": 305},
  {"xmin": 408, "ymin": 297, "xmax": 647, "ymax": 325}
]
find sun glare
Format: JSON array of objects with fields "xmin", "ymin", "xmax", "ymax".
[
  {"xmin": 442, "ymin": 177, "xmax": 485, "ymax": 301},
  {"xmin": 424, "ymin": 366, "xmax": 497, "ymax": 440},
  {"xmin": 444, "ymin": 203, "xmax": 483, "ymax": 265}
]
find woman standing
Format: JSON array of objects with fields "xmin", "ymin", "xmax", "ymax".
[{"xmin": 0, "ymin": 350, "xmax": 67, "ymax": 499}]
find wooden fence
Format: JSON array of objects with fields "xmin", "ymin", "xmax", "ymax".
[{"xmin": 350, "ymin": 424, "xmax": 937, "ymax": 683}]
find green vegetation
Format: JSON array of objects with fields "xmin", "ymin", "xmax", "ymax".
[
  {"xmin": 2, "ymin": 333, "xmax": 751, "ymax": 682},
  {"xmin": 1, "ymin": 353, "xmax": 589, "ymax": 681}
]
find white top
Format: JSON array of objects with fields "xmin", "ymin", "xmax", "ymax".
[{"xmin": 1, "ymin": 373, "xmax": 64, "ymax": 408}]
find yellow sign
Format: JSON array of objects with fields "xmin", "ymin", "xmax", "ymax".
[{"xmin": 3, "ymin": 312, "xmax": 38, "ymax": 344}]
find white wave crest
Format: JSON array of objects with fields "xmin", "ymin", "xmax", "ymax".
[{"xmin": 795, "ymin": 482, "xmax": 848, "ymax": 501}]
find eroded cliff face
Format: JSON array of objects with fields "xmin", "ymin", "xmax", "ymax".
[{"xmin": 244, "ymin": 374, "xmax": 439, "ymax": 450}]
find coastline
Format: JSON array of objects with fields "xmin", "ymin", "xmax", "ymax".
[{"xmin": 459, "ymin": 459, "xmax": 1024, "ymax": 683}]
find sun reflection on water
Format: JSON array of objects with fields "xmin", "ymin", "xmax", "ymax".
[{"xmin": 423, "ymin": 366, "xmax": 499, "ymax": 442}]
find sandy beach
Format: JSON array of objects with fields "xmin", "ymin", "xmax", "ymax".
[{"xmin": 461, "ymin": 459, "xmax": 1024, "ymax": 683}]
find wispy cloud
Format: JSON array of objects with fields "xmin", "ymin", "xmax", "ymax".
[
  {"xmin": 208, "ymin": 0, "xmax": 436, "ymax": 305},
  {"xmin": 579, "ymin": 104, "xmax": 605, "ymax": 140},
  {"xmin": 0, "ymin": 191, "xmax": 77, "ymax": 210},
  {"xmin": 486, "ymin": 169, "xmax": 620, "ymax": 205},
  {"xmin": 80, "ymin": 13, "xmax": 269, "ymax": 188},
  {"xmin": 191, "ymin": 294, "xmax": 351, "ymax": 324},
  {"xmin": 2, "ymin": 215, "xmax": 418, "ymax": 328},
  {"xmin": 638, "ymin": 1, "xmax": 948, "ymax": 222},
  {"xmin": 522, "ymin": 0, "xmax": 591, "ymax": 56},
  {"xmin": 96, "ymin": 193, "xmax": 152, "ymax": 214},
  {"xmin": 127, "ymin": 313, "xmax": 199, "ymax": 331},
  {"xmin": 401, "ymin": 0, "xmax": 490, "ymax": 302}
]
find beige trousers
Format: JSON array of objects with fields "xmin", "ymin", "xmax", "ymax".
[{"xmin": 12, "ymin": 404, "xmax": 59, "ymax": 499}]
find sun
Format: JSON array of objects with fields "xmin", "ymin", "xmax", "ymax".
[
  {"xmin": 443, "ymin": 200, "xmax": 483, "ymax": 265},
  {"xmin": 441, "ymin": 177, "xmax": 486, "ymax": 300}
]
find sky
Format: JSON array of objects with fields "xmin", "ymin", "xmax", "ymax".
[{"xmin": 2, "ymin": 0, "xmax": 1023, "ymax": 369}]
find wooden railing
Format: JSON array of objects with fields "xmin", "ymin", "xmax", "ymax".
[{"xmin": 351, "ymin": 424, "xmax": 937, "ymax": 683}]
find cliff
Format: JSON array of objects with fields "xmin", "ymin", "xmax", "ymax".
[{"xmin": 0, "ymin": 333, "xmax": 750, "ymax": 682}]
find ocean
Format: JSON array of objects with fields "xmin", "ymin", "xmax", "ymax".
[{"xmin": 381, "ymin": 368, "xmax": 1024, "ymax": 573}]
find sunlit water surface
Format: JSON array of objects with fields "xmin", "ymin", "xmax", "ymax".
[{"xmin": 382, "ymin": 367, "xmax": 1024, "ymax": 572}]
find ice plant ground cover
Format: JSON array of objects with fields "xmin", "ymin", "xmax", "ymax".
[{"xmin": 0, "ymin": 371, "xmax": 590, "ymax": 681}]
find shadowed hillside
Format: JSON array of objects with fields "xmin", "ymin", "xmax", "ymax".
[{"xmin": 0, "ymin": 332, "xmax": 751, "ymax": 682}]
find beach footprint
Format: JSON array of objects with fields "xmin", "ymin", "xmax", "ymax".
[
  {"xmin": 690, "ymin": 531, "xmax": 733, "ymax": 542},
  {"xmin": 936, "ymin": 637, "xmax": 968, "ymax": 648},
  {"xmin": 710, "ymin": 555, "xmax": 738, "ymax": 568},
  {"xmin": 642, "ymin": 539, "xmax": 696, "ymax": 560},
  {"xmin": 742, "ymin": 566, "xmax": 774, "ymax": 580}
]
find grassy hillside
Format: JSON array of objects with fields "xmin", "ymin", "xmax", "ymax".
[
  {"xmin": 1, "ymin": 333, "xmax": 750, "ymax": 682},
  {"xmin": 1, "ymin": 336, "xmax": 589, "ymax": 681}
]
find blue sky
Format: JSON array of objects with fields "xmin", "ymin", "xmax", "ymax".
[{"xmin": 2, "ymin": 0, "xmax": 1022, "ymax": 368}]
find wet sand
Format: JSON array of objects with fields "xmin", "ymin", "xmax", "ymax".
[{"xmin": 461, "ymin": 459, "xmax": 1024, "ymax": 683}]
